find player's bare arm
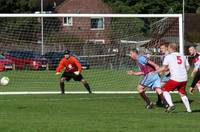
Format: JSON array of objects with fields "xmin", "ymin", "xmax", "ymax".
[
  {"xmin": 147, "ymin": 60, "xmax": 159, "ymax": 70},
  {"xmin": 156, "ymin": 65, "xmax": 168, "ymax": 74},
  {"xmin": 191, "ymin": 68, "xmax": 198, "ymax": 77},
  {"xmin": 127, "ymin": 70, "xmax": 144, "ymax": 76}
]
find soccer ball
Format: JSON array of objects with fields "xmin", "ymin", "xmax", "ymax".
[{"xmin": 0, "ymin": 76, "xmax": 9, "ymax": 86}]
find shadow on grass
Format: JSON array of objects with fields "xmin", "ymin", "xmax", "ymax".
[
  {"xmin": 173, "ymin": 99, "xmax": 194, "ymax": 104},
  {"xmin": 17, "ymin": 106, "xmax": 27, "ymax": 109},
  {"xmin": 193, "ymin": 100, "xmax": 200, "ymax": 104},
  {"xmin": 191, "ymin": 109, "xmax": 200, "ymax": 113}
]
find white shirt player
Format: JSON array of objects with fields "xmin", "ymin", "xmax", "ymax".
[
  {"xmin": 162, "ymin": 51, "xmax": 170, "ymax": 76},
  {"xmin": 163, "ymin": 52, "xmax": 189, "ymax": 82}
]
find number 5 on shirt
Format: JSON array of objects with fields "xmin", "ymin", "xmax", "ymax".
[{"xmin": 177, "ymin": 56, "xmax": 182, "ymax": 64}]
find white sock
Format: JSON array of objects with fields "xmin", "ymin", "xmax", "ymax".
[
  {"xmin": 197, "ymin": 86, "xmax": 200, "ymax": 92},
  {"xmin": 181, "ymin": 96, "xmax": 192, "ymax": 112},
  {"xmin": 163, "ymin": 91, "xmax": 174, "ymax": 107}
]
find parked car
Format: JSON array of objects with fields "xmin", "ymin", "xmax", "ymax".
[
  {"xmin": 5, "ymin": 51, "xmax": 47, "ymax": 70},
  {"xmin": 42, "ymin": 52, "xmax": 63, "ymax": 70},
  {"xmin": 43, "ymin": 51, "xmax": 90, "ymax": 70},
  {"xmin": 0, "ymin": 54, "xmax": 14, "ymax": 71},
  {"xmin": 70, "ymin": 52, "xmax": 90, "ymax": 69}
]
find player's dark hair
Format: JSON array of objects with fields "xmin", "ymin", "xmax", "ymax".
[
  {"xmin": 64, "ymin": 50, "xmax": 70, "ymax": 55},
  {"xmin": 189, "ymin": 46, "xmax": 196, "ymax": 50},
  {"xmin": 160, "ymin": 42, "xmax": 169, "ymax": 47},
  {"xmin": 130, "ymin": 48, "xmax": 139, "ymax": 54}
]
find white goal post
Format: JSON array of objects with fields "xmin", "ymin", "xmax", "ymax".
[{"xmin": 0, "ymin": 14, "xmax": 183, "ymax": 95}]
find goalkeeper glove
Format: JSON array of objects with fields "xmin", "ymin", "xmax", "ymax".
[
  {"xmin": 55, "ymin": 72, "xmax": 61, "ymax": 75},
  {"xmin": 74, "ymin": 71, "xmax": 80, "ymax": 75}
]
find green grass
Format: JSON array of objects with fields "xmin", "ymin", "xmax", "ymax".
[
  {"xmin": 0, "ymin": 69, "xmax": 140, "ymax": 91},
  {"xmin": 0, "ymin": 69, "xmax": 194, "ymax": 92},
  {"xmin": 0, "ymin": 94, "xmax": 199, "ymax": 132},
  {"xmin": 0, "ymin": 69, "xmax": 200, "ymax": 131}
]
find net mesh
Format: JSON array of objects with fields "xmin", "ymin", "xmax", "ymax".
[{"xmin": 0, "ymin": 15, "xmax": 181, "ymax": 92}]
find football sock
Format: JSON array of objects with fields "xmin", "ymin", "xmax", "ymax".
[
  {"xmin": 163, "ymin": 92, "xmax": 174, "ymax": 107},
  {"xmin": 181, "ymin": 96, "xmax": 192, "ymax": 112},
  {"xmin": 197, "ymin": 86, "xmax": 200, "ymax": 92},
  {"xmin": 84, "ymin": 83, "xmax": 92, "ymax": 93},
  {"xmin": 157, "ymin": 94, "xmax": 162, "ymax": 103},
  {"xmin": 139, "ymin": 91, "xmax": 151, "ymax": 105},
  {"xmin": 60, "ymin": 82, "xmax": 65, "ymax": 94},
  {"xmin": 158, "ymin": 93, "xmax": 169, "ymax": 108}
]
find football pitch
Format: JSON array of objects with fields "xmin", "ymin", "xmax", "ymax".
[
  {"xmin": 0, "ymin": 94, "xmax": 200, "ymax": 132},
  {"xmin": 0, "ymin": 70, "xmax": 200, "ymax": 131},
  {"xmin": 0, "ymin": 69, "xmax": 140, "ymax": 92}
]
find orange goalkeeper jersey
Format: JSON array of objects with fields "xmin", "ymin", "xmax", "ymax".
[{"xmin": 56, "ymin": 56, "xmax": 82, "ymax": 73}]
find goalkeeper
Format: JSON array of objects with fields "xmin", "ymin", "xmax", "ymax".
[{"xmin": 56, "ymin": 50, "xmax": 92, "ymax": 94}]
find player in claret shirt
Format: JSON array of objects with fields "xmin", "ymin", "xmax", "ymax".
[
  {"xmin": 188, "ymin": 46, "xmax": 200, "ymax": 94},
  {"xmin": 127, "ymin": 49, "xmax": 168, "ymax": 109},
  {"xmin": 56, "ymin": 50, "xmax": 92, "ymax": 94}
]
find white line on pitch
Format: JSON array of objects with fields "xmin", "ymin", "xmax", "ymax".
[{"xmin": 0, "ymin": 91, "xmax": 178, "ymax": 95}]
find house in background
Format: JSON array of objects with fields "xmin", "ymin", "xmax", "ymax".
[
  {"xmin": 55, "ymin": 0, "xmax": 112, "ymax": 46},
  {"xmin": 185, "ymin": 13, "xmax": 200, "ymax": 50}
]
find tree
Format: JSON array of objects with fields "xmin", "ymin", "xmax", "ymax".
[
  {"xmin": 0, "ymin": 0, "xmax": 39, "ymax": 13},
  {"xmin": 185, "ymin": 0, "xmax": 200, "ymax": 13},
  {"xmin": 104, "ymin": 0, "xmax": 200, "ymax": 14}
]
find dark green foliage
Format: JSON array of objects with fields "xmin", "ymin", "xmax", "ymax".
[
  {"xmin": 0, "ymin": 0, "xmax": 39, "ymax": 13},
  {"xmin": 0, "ymin": 0, "xmax": 199, "ymax": 14},
  {"xmin": 104, "ymin": 0, "xmax": 200, "ymax": 13}
]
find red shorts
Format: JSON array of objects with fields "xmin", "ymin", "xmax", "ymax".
[{"xmin": 163, "ymin": 79, "xmax": 187, "ymax": 94}]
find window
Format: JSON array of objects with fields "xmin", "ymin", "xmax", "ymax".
[
  {"xmin": 63, "ymin": 17, "xmax": 73, "ymax": 26},
  {"xmin": 91, "ymin": 18, "xmax": 104, "ymax": 30}
]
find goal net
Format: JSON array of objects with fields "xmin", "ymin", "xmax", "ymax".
[{"xmin": 0, "ymin": 14, "xmax": 183, "ymax": 94}]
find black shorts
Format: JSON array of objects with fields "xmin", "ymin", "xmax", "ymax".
[{"xmin": 61, "ymin": 72, "xmax": 83, "ymax": 81}]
